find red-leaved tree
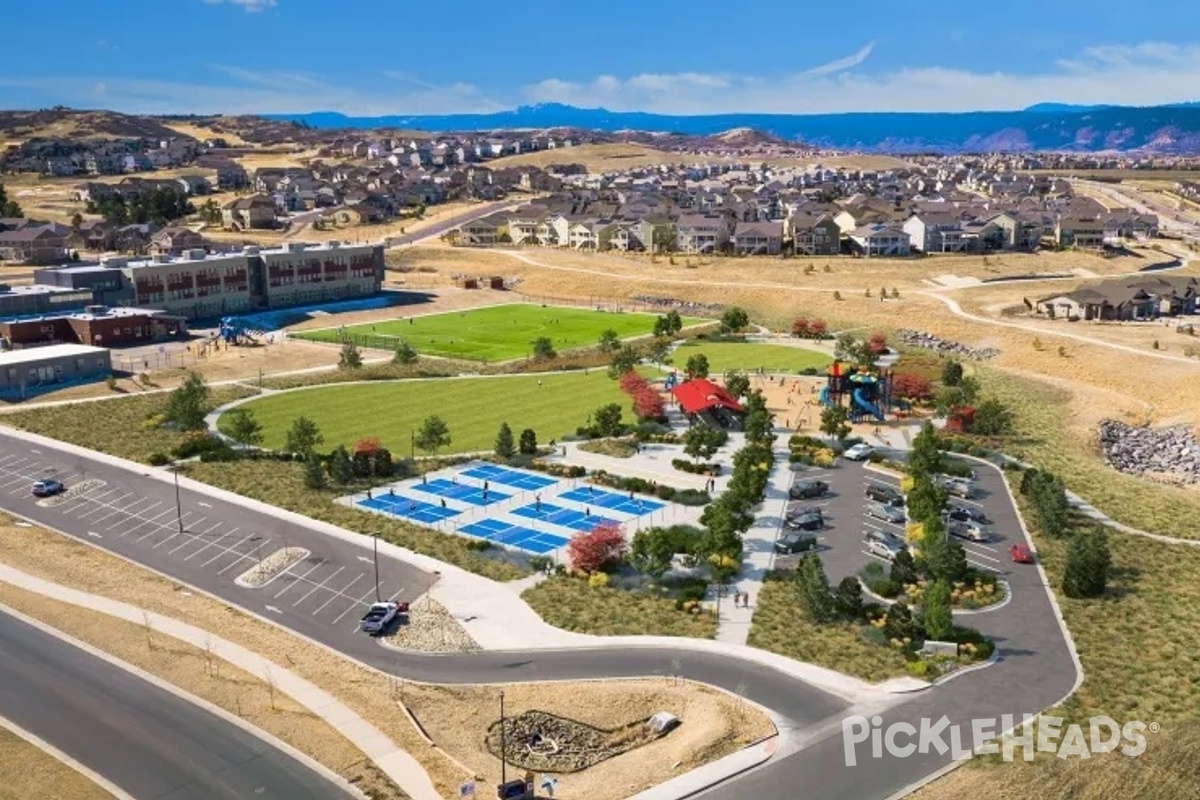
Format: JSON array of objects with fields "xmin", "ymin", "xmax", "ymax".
[
  {"xmin": 633, "ymin": 387, "xmax": 664, "ymax": 419},
  {"xmin": 567, "ymin": 522, "xmax": 628, "ymax": 573},
  {"xmin": 891, "ymin": 372, "xmax": 933, "ymax": 401},
  {"xmin": 619, "ymin": 371, "xmax": 649, "ymax": 395},
  {"xmin": 807, "ymin": 319, "xmax": 827, "ymax": 339},
  {"xmin": 791, "ymin": 317, "xmax": 810, "ymax": 337},
  {"xmin": 353, "ymin": 437, "xmax": 382, "ymax": 457}
]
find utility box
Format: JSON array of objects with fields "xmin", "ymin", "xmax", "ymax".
[{"xmin": 495, "ymin": 779, "xmax": 532, "ymax": 799}]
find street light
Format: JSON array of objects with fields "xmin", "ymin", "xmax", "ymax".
[
  {"xmin": 371, "ymin": 531, "xmax": 381, "ymax": 602},
  {"xmin": 410, "ymin": 430, "xmax": 415, "ymax": 461},
  {"xmin": 171, "ymin": 465, "xmax": 184, "ymax": 536},
  {"xmin": 499, "ymin": 690, "xmax": 508, "ymax": 786}
]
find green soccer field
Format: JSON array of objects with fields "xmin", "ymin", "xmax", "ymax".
[
  {"xmin": 670, "ymin": 340, "xmax": 832, "ymax": 374},
  {"xmin": 294, "ymin": 303, "xmax": 709, "ymax": 362},
  {"xmin": 219, "ymin": 371, "xmax": 640, "ymax": 454}
]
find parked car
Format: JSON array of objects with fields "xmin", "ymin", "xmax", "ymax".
[
  {"xmin": 865, "ymin": 528, "xmax": 904, "ymax": 546},
  {"xmin": 31, "ymin": 479, "xmax": 64, "ymax": 498},
  {"xmin": 866, "ymin": 538, "xmax": 905, "ymax": 561},
  {"xmin": 844, "ymin": 443, "xmax": 875, "ymax": 461},
  {"xmin": 785, "ymin": 507, "xmax": 824, "ymax": 531},
  {"xmin": 359, "ymin": 601, "xmax": 407, "ymax": 635},
  {"xmin": 789, "ymin": 479, "xmax": 829, "ymax": 500},
  {"xmin": 934, "ymin": 475, "xmax": 975, "ymax": 498},
  {"xmin": 865, "ymin": 501, "xmax": 906, "ymax": 525},
  {"xmin": 1009, "ymin": 544, "xmax": 1035, "ymax": 564},
  {"xmin": 865, "ymin": 484, "xmax": 904, "ymax": 507},
  {"xmin": 774, "ymin": 531, "xmax": 819, "ymax": 555},
  {"xmin": 946, "ymin": 504, "xmax": 988, "ymax": 524},
  {"xmin": 947, "ymin": 519, "xmax": 989, "ymax": 543}
]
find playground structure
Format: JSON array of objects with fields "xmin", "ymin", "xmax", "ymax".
[
  {"xmin": 819, "ymin": 361, "xmax": 896, "ymax": 422},
  {"xmin": 218, "ymin": 316, "xmax": 264, "ymax": 346}
]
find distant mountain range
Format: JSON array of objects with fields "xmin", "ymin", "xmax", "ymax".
[{"xmin": 267, "ymin": 102, "xmax": 1200, "ymax": 154}]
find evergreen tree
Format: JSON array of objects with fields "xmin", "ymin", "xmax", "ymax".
[
  {"xmin": 339, "ymin": 340, "xmax": 363, "ymax": 369},
  {"xmin": 941, "ymin": 360, "xmax": 964, "ymax": 386},
  {"xmin": 285, "ymin": 416, "xmax": 323, "ymax": 458},
  {"xmin": 224, "ymin": 408, "xmax": 263, "ymax": 448},
  {"xmin": 1063, "ymin": 528, "xmax": 1112, "ymax": 598},
  {"xmin": 329, "ymin": 445, "xmax": 354, "ymax": 484},
  {"xmin": 495, "ymin": 422, "xmax": 516, "ymax": 459},
  {"xmin": 907, "ymin": 421, "xmax": 943, "ymax": 477},
  {"xmin": 164, "ymin": 372, "xmax": 209, "ymax": 430},
  {"xmin": 884, "ymin": 600, "xmax": 915, "ymax": 641},
  {"xmin": 415, "ymin": 415, "xmax": 452, "ymax": 455},
  {"xmin": 303, "ymin": 456, "xmax": 327, "ymax": 489},
  {"xmin": 834, "ymin": 576, "xmax": 864, "ymax": 621},
  {"xmin": 922, "ymin": 580, "xmax": 953, "ymax": 640},
  {"xmin": 889, "ymin": 548, "xmax": 918, "ymax": 587},
  {"xmin": 798, "ymin": 554, "xmax": 834, "ymax": 623},
  {"xmin": 518, "ymin": 428, "xmax": 538, "ymax": 455},
  {"xmin": 392, "ymin": 339, "xmax": 418, "ymax": 365}
]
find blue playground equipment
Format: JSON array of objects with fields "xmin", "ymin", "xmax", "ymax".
[
  {"xmin": 664, "ymin": 371, "xmax": 679, "ymax": 390},
  {"xmin": 824, "ymin": 361, "xmax": 892, "ymax": 422},
  {"xmin": 218, "ymin": 316, "xmax": 264, "ymax": 345}
]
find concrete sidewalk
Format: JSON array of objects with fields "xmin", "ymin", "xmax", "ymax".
[{"xmin": 0, "ymin": 563, "xmax": 441, "ymax": 800}]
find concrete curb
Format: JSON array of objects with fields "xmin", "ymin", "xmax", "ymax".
[
  {"xmin": 0, "ymin": 598, "xmax": 371, "ymax": 800},
  {"xmin": 857, "ymin": 578, "xmax": 1013, "ymax": 616},
  {"xmin": 0, "ymin": 568, "xmax": 439, "ymax": 800},
  {"xmin": 0, "ymin": 712, "xmax": 139, "ymax": 800},
  {"xmin": 624, "ymin": 736, "xmax": 779, "ymax": 800}
]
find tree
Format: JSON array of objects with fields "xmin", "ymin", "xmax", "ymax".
[
  {"xmin": 884, "ymin": 600, "xmax": 916, "ymax": 641},
  {"xmin": 889, "ymin": 549, "xmax": 918, "ymax": 587},
  {"xmin": 328, "ymin": 445, "xmax": 354, "ymax": 484},
  {"xmin": 531, "ymin": 336, "xmax": 557, "ymax": 359},
  {"xmin": 607, "ymin": 345, "xmax": 639, "ymax": 379},
  {"xmin": 834, "ymin": 334, "xmax": 874, "ymax": 368},
  {"xmin": 941, "ymin": 360, "xmax": 964, "ymax": 386},
  {"xmin": 632, "ymin": 387, "xmax": 664, "ymax": 419},
  {"xmin": 597, "ymin": 328, "xmax": 621, "ymax": 354},
  {"xmin": 518, "ymin": 428, "xmax": 538, "ymax": 455},
  {"xmin": 922, "ymin": 580, "xmax": 953, "ymax": 640},
  {"xmin": 652, "ymin": 316, "xmax": 672, "ymax": 338},
  {"xmin": 415, "ymin": 415, "xmax": 451, "ymax": 455},
  {"xmin": 685, "ymin": 352, "xmax": 710, "ymax": 379},
  {"xmin": 0, "ymin": 182, "xmax": 23, "ymax": 217},
  {"xmin": 664, "ymin": 310, "xmax": 683, "ymax": 335},
  {"xmin": 646, "ymin": 335, "xmax": 672, "ymax": 366},
  {"xmin": 594, "ymin": 403, "xmax": 624, "ymax": 437},
  {"xmin": 906, "ymin": 474, "xmax": 948, "ymax": 524},
  {"xmin": 834, "ymin": 576, "xmax": 864, "ymax": 621},
  {"xmin": 70, "ymin": 211, "xmax": 84, "ymax": 228},
  {"xmin": 1063, "ymin": 528, "xmax": 1111, "ymax": 598},
  {"xmin": 339, "ymin": 340, "xmax": 363, "ymax": 369},
  {"xmin": 197, "ymin": 198, "xmax": 222, "ymax": 225},
  {"xmin": 392, "ymin": 339, "xmax": 418, "ymax": 365},
  {"xmin": 724, "ymin": 369, "xmax": 750, "ymax": 399},
  {"xmin": 567, "ymin": 522, "xmax": 628, "ymax": 573},
  {"xmin": 684, "ymin": 424, "xmax": 724, "ymax": 464},
  {"xmin": 891, "ymin": 373, "xmax": 932, "ymax": 402},
  {"xmin": 720, "ymin": 306, "xmax": 750, "ymax": 335},
  {"xmin": 494, "ymin": 422, "xmax": 515, "ymax": 459},
  {"xmin": 934, "ymin": 376, "xmax": 980, "ymax": 417},
  {"xmin": 867, "ymin": 331, "xmax": 889, "ymax": 354},
  {"xmin": 819, "ymin": 404, "xmax": 851, "ymax": 442},
  {"xmin": 797, "ymin": 554, "xmax": 834, "ymax": 623},
  {"xmin": 303, "ymin": 456, "xmax": 327, "ymax": 490},
  {"xmin": 224, "ymin": 408, "xmax": 263, "ymax": 448},
  {"xmin": 971, "ymin": 398, "xmax": 1014, "ymax": 436},
  {"xmin": 908, "ymin": 421, "xmax": 943, "ymax": 477},
  {"xmin": 285, "ymin": 416, "xmax": 323, "ymax": 458},
  {"xmin": 164, "ymin": 372, "xmax": 209, "ymax": 430},
  {"xmin": 630, "ymin": 526, "xmax": 692, "ymax": 578}
]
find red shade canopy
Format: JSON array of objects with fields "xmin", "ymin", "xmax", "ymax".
[{"xmin": 671, "ymin": 378, "xmax": 745, "ymax": 415}]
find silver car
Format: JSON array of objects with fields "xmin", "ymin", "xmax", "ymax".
[
  {"xmin": 866, "ymin": 539, "xmax": 904, "ymax": 561},
  {"xmin": 947, "ymin": 519, "xmax": 989, "ymax": 542},
  {"xmin": 865, "ymin": 501, "xmax": 906, "ymax": 525}
]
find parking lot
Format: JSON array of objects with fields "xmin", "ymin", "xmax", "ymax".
[
  {"xmin": 0, "ymin": 449, "xmax": 422, "ymax": 634},
  {"xmin": 773, "ymin": 456, "xmax": 1013, "ymax": 583}
]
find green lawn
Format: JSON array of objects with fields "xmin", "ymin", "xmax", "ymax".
[
  {"xmin": 294, "ymin": 304, "xmax": 708, "ymax": 362},
  {"xmin": 220, "ymin": 371, "xmax": 635, "ymax": 453},
  {"xmin": 672, "ymin": 340, "xmax": 831, "ymax": 374}
]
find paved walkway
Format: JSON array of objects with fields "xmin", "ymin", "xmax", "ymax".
[{"xmin": 0, "ymin": 562, "xmax": 442, "ymax": 800}]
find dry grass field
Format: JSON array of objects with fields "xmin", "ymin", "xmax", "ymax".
[
  {"xmin": 0, "ymin": 728, "xmax": 116, "ymax": 800},
  {"xmin": 161, "ymin": 121, "xmax": 250, "ymax": 145},
  {"xmin": 0, "ymin": 518, "xmax": 769, "ymax": 800},
  {"xmin": 486, "ymin": 142, "xmax": 911, "ymax": 173}
]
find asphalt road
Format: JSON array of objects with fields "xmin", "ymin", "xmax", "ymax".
[
  {"xmin": 387, "ymin": 200, "xmax": 519, "ymax": 246},
  {"xmin": 0, "ymin": 609, "xmax": 353, "ymax": 800},
  {"xmin": 0, "ymin": 431, "xmax": 1078, "ymax": 800}
]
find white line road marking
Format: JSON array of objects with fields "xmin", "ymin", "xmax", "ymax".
[
  {"xmin": 167, "ymin": 521, "xmax": 225, "ymax": 555},
  {"xmin": 264, "ymin": 605, "xmax": 282, "ymax": 614},
  {"xmin": 217, "ymin": 540, "xmax": 272, "ymax": 576},
  {"xmin": 312, "ymin": 575, "xmax": 363, "ymax": 616},
  {"xmin": 198, "ymin": 501, "xmax": 212, "ymax": 508},
  {"xmin": 387, "ymin": 587, "xmax": 405, "ymax": 602},
  {"xmin": 274, "ymin": 560, "xmax": 323, "ymax": 599},
  {"xmin": 135, "ymin": 512, "xmax": 196, "ymax": 543},
  {"xmin": 293, "ymin": 566, "xmax": 345, "ymax": 607},
  {"xmin": 28, "ymin": 449, "xmax": 40, "ymax": 455},
  {"xmin": 100, "ymin": 500, "xmax": 161, "ymax": 530},
  {"xmin": 356, "ymin": 556, "xmax": 373, "ymax": 564},
  {"xmin": 964, "ymin": 549, "xmax": 1001, "ymax": 564},
  {"xmin": 86, "ymin": 531, "xmax": 102, "ymax": 539},
  {"xmin": 201, "ymin": 533, "xmax": 255, "ymax": 568},
  {"xmin": 120, "ymin": 508, "xmax": 176, "ymax": 538},
  {"xmin": 152, "ymin": 516, "xmax": 206, "ymax": 549},
  {"xmin": 336, "ymin": 587, "xmax": 382, "ymax": 625},
  {"xmin": 184, "ymin": 528, "xmax": 239, "ymax": 562},
  {"xmin": 968, "ymin": 559, "xmax": 1001, "ymax": 573}
]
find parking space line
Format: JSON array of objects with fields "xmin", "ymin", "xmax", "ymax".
[
  {"xmin": 196, "ymin": 531, "xmax": 251, "ymax": 566},
  {"xmin": 119, "ymin": 508, "xmax": 176, "ymax": 538},
  {"xmin": 312, "ymin": 574, "xmax": 363, "ymax": 616},
  {"xmin": 135, "ymin": 511, "xmax": 196, "ymax": 543},
  {"xmin": 274, "ymin": 560, "xmax": 324, "ymax": 599},
  {"xmin": 202, "ymin": 532, "xmax": 257, "ymax": 568},
  {"xmin": 336, "ymin": 586, "xmax": 381, "ymax": 625},
  {"xmin": 217, "ymin": 539, "xmax": 272, "ymax": 576},
  {"xmin": 968, "ymin": 559, "xmax": 1001, "ymax": 573},
  {"xmin": 152, "ymin": 516, "xmax": 207, "ymax": 549},
  {"xmin": 102, "ymin": 500, "xmax": 162, "ymax": 530},
  {"xmin": 167, "ymin": 521, "xmax": 225, "ymax": 556},
  {"xmin": 69, "ymin": 490, "xmax": 126, "ymax": 517},
  {"xmin": 963, "ymin": 549, "xmax": 1001, "ymax": 564},
  {"xmin": 293, "ymin": 566, "xmax": 345, "ymax": 606}
]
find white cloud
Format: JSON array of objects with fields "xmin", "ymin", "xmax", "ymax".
[
  {"xmin": 524, "ymin": 41, "xmax": 1200, "ymax": 114},
  {"xmin": 0, "ymin": 67, "xmax": 501, "ymax": 116},
  {"xmin": 204, "ymin": 0, "xmax": 277, "ymax": 12}
]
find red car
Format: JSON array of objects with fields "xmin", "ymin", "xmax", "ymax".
[{"xmin": 1009, "ymin": 543, "xmax": 1035, "ymax": 564}]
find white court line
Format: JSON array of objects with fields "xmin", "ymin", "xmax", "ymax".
[
  {"xmin": 184, "ymin": 528, "xmax": 239, "ymax": 562},
  {"xmin": 312, "ymin": 575, "xmax": 363, "ymax": 617},
  {"xmin": 152, "ymin": 516, "xmax": 207, "ymax": 549},
  {"xmin": 293, "ymin": 566, "xmax": 345, "ymax": 607},
  {"xmin": 167, "ymin": 521, "xmax": 226, "ymax": 556},
  {"xmin": 274, "ymin": 560, "xmax": 324, "ymax": 599},
  {"xmin": 201, "ymin": 533, "xmax": 256, "ymax": 568}
]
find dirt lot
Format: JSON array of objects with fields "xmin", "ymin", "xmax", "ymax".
[
  {"xmin": 0, "ymin": 519, "xmax": 771, "ymax": 800},
  {"xmin": 0, "ymin": 728, "xmax": 115, "ymax": 800},
  {"xmin": 0, "ymin": 581, "xmax": 407, "ymax": 799},
  {"xmin": 486, "ymin": 143, "xmax": 911, "ymax": 173}
]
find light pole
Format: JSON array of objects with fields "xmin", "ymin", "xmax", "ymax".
[
  {"xmin": 171, "ymin": 465, "xmax": 184, "ymax": 536},
  {"xmin": 371, "ymin": 532, "xmax": 381, "ymax": 602},
  {"xmin": 499, "ymin": 690, "xmax": 507, "ymax": 786},
  {"xmin": 410, "ymin": 430, "xmax": 415, "ymax": 461}
]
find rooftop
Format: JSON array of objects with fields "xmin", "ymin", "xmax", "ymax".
[{"xmin": 0, "ymin": 343, "xmax": 109, "ymax": 366}]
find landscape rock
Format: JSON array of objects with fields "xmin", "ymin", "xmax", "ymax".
[
  {"xmin": 484, "ymin": 709, "xmax": 664, "ymax": 773},
  {"xmin": 380, "ymin": 595, "xmax": 480, "ymax": 653},
  {"xmin": 235, "ymin": 547, "xmax": 310, "ymax": 588},
  {"xmin": 896, "ymin": 329, "xmax": 998, "ymax": 361},
  {"xmin": 1097, "ymin": 420, "xmax": 1200, "ymax": 484}
]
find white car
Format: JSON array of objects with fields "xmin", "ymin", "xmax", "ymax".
[
  {"xmin": 844, "ymin": 443, "xmax": 875, "ymax": 461},
  {"xmin": 866, "ymin": 539, "xmax": 904, "ymax": 561},
  {"xmin": 359, "ymin": 601, "xmax": 401, "ymax": 635}
]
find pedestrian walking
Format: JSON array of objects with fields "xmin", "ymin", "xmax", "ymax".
[
  {"xmin": 408, "ymin": 500, "xmax": 415, "ymax": 513},
  {"xmin": 484, "ymin": 480, "xmax": 489, "ymax": 492},
  {"xmin": 422, "ymin": 474, "xmax": 427, "ymax": 485},
  {"xmin": 389, "ymin": 487, "xmax": 395, "ymax": 497},
  {"xmin": 586, "ymin": 506, "xmax": 591, "ymax": 517},
  {"xmin": 366, "ymin": 489, "xmax": 372, "ymax": 500},
  {"xmin": 743, "ymin": 592, "xmax": 751, "ymax": 608},
  {"xmin": 482, "ymin": 488, "xmax": 488, "ymax": 502},
  {"xmin": 733, "ymin": 590, "xmax": 742, "ymax": 606},
  {"xmin": 440, "ymin": 498, "xmax": 446, "ymax": 509}
]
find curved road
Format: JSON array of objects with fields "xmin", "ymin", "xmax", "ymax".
[
  {"xmin": 0, "ymin": 431, "xmax": 1078, "ymax": 800},
  {"xmin": 0, "ymin": 609, "xmax": 352, "ymax": 800}
]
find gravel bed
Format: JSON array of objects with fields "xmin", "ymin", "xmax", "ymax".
[
  {"xmin": 379, "ymin": 595, "xmax": 480, "ymax": 653},
  {"xmin": 234, "ymin": 547, "xmax": 310, "ymax": 588}
]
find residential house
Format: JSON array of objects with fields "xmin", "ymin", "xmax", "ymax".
[
  {"xmin": 222, "ymin": 195, "xmax": 277, "ymax": 231},
  {"xmin": 791, "ymin": 214, "xmax": 841, "ymax": 256},
  {"xmin": 902, "ymin": 212, "xmax": 967, "ymax": 253},
  {"xmin": 66, "ymin": 220, "xmax": 117, "ymax": 253},
  {"xmin": 0, "ymin": 225, "xmax": 70, "ymax": 264},
  {"xmin": 150, "ymin": 227, "xmax": 208, "ymax": 256},
  {"xmin": 848, "ymin": 224, "xmax": 911, "ymax": 257},
  {"xmin": 1056, "ymin": 214, "xmax": 1106, "ymax": 248},
  {"xmin": 628, "ymin": 217, "xmax": 676, "ymax": 252},
  {"xmin": 731, "ymin": 221, "xmax": 783, "ymax": 255},
  {"xmin": 455, "ymin": 213, "xmax": 507, "ymax": 246},
  {"xmin": 116, "ymin": 224, "xmax": 155, "ymax": 256},
  {"xmin": 676, "ymin": 214, "xmax": 731, "ymax": 253}
]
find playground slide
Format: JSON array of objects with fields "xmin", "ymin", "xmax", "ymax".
[
  {"xmin": 852, "ymin": 388, "xmax": 886, "ymax": 422},
  {"xmin": 819, "ymin": 385, "xmax": 833, "ymax": 407}
]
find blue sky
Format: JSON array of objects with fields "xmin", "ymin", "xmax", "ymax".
[{"xmin": 2, "ymin": 0, "xmax": 1199, "ymax": 115}]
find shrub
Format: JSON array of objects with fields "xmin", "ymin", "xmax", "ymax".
[
  {"xmin": 672, "ymin": 489, "xmax": 712, "ymax": 506},
  {"xmin": 588, "ymin": 572, "xmax": 610, "ymax": 588},
  {"xmin": 148, "ymin": 452, "xmax": 171, "ymax": 466}
]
